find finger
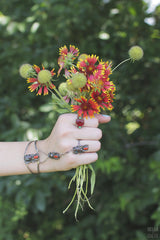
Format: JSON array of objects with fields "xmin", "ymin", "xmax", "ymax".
[
  {"xmin": 73, "ymin": 140, "xmax": 101, "ymax": 153},
  {"xmin": 45, "ymin": 151, "xmax": 98, "ymax": 171},
  {"xmin": 95, "ymin": 114, "xmax": 111, "ymax": 124},
  {"xmin": 73, "ymin": 152, "xmax": 98, "ymax": 167},
  {"xmin": 73, "ymin": 127, "xmax": 102, "ymax": 140},
  {"xmin": 59, "ymin": 113, "xmax": 99, "ymax": 128},
  {"xmin": 61, "ymin": 152, "xmax": 98, "ymax": 169},
  {"xmin": 74, "ymin": 116, "xmax": 99, "ymax": 128}
]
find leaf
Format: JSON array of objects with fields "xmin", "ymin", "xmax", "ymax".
[
  {"xmin": 35, "ymin": 191, "xmax": 46, "ymax": 212},
  {"xmin": 88, "ymin": 164, "xmax": 96, "ymax": 195}
]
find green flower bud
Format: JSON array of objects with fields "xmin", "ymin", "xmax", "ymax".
[
  {"xmin": 67, "ymin": 53, "xmax": 74, "ymax": 59},
  {"xmin": 78, "ymin": 54, "xmax": 88, "ymax": 62},
  {"xmin": 71, "ymin": 73, "xmax": 87, "ymax": 89},
  {"xmin": 19, "ymin": 64, "xmax": 33, "ymax": 78},
  {"xmin": 66, "ymin": 79, "xmax": 76, "ymax": 92},
  {"xmin": 38, "ymin": 70, "xmax": 52, "ymax": 84},
  {"xmin": 58, "ymin": 82, "xmax": 68, "ymax": 96},
  {"xmin": 128, "ymin": 46, "xmax": 144, "ymax": 61}
]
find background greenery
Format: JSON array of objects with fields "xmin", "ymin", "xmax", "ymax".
[{"xmin": 0, "ymin": 0, "xmax": 160, "ymax": 239}]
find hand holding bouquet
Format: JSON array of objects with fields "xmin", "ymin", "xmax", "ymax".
[{"xmin": 19, "ymin": 44, "xmax": 143, "ymax": 220}]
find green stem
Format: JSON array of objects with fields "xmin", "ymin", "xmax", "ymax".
[
  {"xmin": 112, "ymin": 58, "xmax": 131, "ymax": 72},
  {"xmin": 68, "ymin": 172, "xmax": 76, "ymax": 189},
  {"xmin": 85, "ymin": 167, "xmax": 88, "ymax": 196},
  {"xmin": 63, "ymin": 165, "xmax": 95, "ymax": 220},
  {"xmin": 48, "ymin": 87, "xmax": 72, "ymax": 112},
  {"xmin": 63, "ymin": 189, "xmax": 77, "ymax": 214},
  {"xmin": 81, "ymin": 187, "xmax": 94, "ymax": 210},
  {"xmin": 75, "ymin": 180, "xmax": 83, "ymax": 221},
  {"xmin": 54, "ymin": 88, "xmax": 72, "ymax": 112}
]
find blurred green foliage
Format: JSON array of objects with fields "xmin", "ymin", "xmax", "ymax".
[{"xmin": 0, "ymin": 0, "xmax": 160, "ymax": 239}]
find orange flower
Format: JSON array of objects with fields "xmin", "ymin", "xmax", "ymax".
[
  {"xmin": 27, "ymin": 65, "xmax": 55, "ymax": 95},
  {"xmin": 71, "ymin": 96, "xmax": 100, "ymax": 118}
]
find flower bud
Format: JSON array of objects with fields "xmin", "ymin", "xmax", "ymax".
[
  {"xmin": 19, "ymin": 64, "xmax": 33, "ymax": 78},
  {"xmin": 128, "ymin": 46, "xmax": 144, "ymax": 61},
  {"xmin": 38, "ymin": 70, "xmax": 52, "ymax": 84},
  {"xmin": 58, "ymin": 82, "xmax": 68, "ymax": 96},
  {"xmin": 66, "ymin": 79, "xmax": 76, "ymax": 92},
  {"xmin": 71, "ymin": 73, "xmax": 87, "ymax": 89},
  {"xmin": 78, "ymin": 54, "xmax": 88, "ymax": 61}
]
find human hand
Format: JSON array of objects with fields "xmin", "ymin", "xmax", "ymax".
[{"xmin": 39, "ymin": 113, "xmax": 111, "ymax": 172}]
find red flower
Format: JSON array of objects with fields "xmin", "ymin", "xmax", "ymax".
[
  {"xmin": 58, "ymin": 45, "xmax": 79, "ymax": 76},
  {"xmin": 103, "ymin": 80, "xmax": 116, "ymax": 92},
  {"xmin": 71, "ymin": 96, "xmax": 100, "ymax": 118},
  {"xmin": 103, "ymin": 62, "xmax": 112, "ymax": 79},
  {"xmin": 27, "ymin": 65, "xmax": 55, "ymax": 96},
  {"xmin": 77, "ymin": 55, "xmax": 104, "ymax": 78},
  {"xmin": 91, "ymin": 90, "xmax": 114, "ymax": 110},
  {"xmin": 59, "ymin": 45, "xmax": 79, "ymax": 57}
]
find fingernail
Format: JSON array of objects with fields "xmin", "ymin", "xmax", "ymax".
[{"xmin": 102, "ymin": 114, "xmax": 110, "ymax": 117}]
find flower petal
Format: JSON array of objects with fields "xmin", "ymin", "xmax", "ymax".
[
  {"xmin": 33, "ymin": 65, "xmax": 41, "ymax": 73},
  {"xmin": 43, "ymin": 86, "xmax": 49, "ymax": 95},
  {"xmin": 37, "ymin": 87, "xmax": 43, "ymax": 95},
  {"xmin": 27, "ymin": 78, "xmax": 37, "ymax": 83},
  {"xmin": 28, "ymin": 83, "xmax": 39, "ymax": 92}
]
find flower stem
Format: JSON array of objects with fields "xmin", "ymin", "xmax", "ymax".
[
  {"xmin": 63, "ymin": 164, "xmax": 94, "ymax": 220},
  {"xmin": 48, "ymin": 87, "xmax": 72, "ymax": 112},
  {"xmin": 54, "ymin": 87, "xmax": 72, "ymax": 112},
  {"xmin": 112, "ymin": 58, "xmax": 131, "ymax": 72},
  {"xmin": 63, "ymin": 189, "xmax": 77, "ymax": 214}
]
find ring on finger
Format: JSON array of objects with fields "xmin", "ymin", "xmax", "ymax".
[
  {"xmin": 73, "ymin": 139, "xmax": 89, "ymax": 154},
  {"xmin": 76, "ymin": 115, "xmax": 84, "ymax": 129}
]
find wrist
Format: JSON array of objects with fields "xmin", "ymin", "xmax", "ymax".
[{"xmin": 36, "ymin": 139, "xmax": 58, "ymax": 173}]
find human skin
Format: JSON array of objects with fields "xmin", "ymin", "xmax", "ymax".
[{"xmin": 0, "ymin": 113, "xmax": 111, "ymax": 176}]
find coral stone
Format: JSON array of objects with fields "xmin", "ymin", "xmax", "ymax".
[
  {"xmin": 76, "ymin": 117, "xmax": 84, "ymax": 128},
  {"xmin": 83, "ymin": 147, "xmax": 88, "ymax": 151}
]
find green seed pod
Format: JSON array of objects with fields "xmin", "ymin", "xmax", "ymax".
[
  {"xmin": 66, "ymin": 79, "xmax": 76, "ymax": 92},
  {"xmin": 19, "ymin": 64, "xmax": 33, "ymax": 78},
  {"xmin": 58, "ymin": 82, "xmax": 68, "ymax": 96},
  {"xmin": 71, "ymin": 73, "xmax": 87, "ymax": 89},
  {"xmin": 128, "ymin": 46, "xmax": 144, "ymax": 61},
  {"xmin": 78, "ymin": 54, "xmax": 88, "ymax": 61},
  {"xmin": 38, "ymin": 70, "xmax": 52, "ymax": 84}
]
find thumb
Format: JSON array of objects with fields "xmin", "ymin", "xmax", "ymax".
[{"xmin": 95, "ymin": 114, "xmax": 111, "ymax": 124}]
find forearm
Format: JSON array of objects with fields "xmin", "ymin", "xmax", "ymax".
[
  {"xmin": 0, "ymin": 114, "xmax": 110, "ymax": 176},
  {"xmin": 0, "ymin": 140, "xmax": 50, "ymax": 176}
]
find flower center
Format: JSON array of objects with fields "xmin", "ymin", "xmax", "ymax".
[
  {"xmin": 86, "ymin": 64, "xmax": 96, "ymax": 74},
  {"xmin": 99, "ymin": 80, "xmax": 104, "ymax": 86},
  {"xmin": 82, "ymin": 103, "xmax": 89, "ymax": 110},
  {"xmin": 96, "ymin": 95, "xmax": 103, "ymax": 103}
]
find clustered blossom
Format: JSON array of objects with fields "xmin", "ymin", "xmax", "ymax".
[
  {"xmin": 64, "ymin": 53, "xmax": 115, "ymax": 118},
  {"xmin": 20, "ymin": 45, "xmax": 116, "ymax": 118},
  {"xmin": 20, "ymin": 45, "xmax": 143, "ymax": 118}
]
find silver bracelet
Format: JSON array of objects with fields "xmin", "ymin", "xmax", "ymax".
[{"xmin": 24, "ymin": 141, "xmax": 40, "ymax": 174}]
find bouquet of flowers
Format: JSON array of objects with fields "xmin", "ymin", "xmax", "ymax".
[{"xmin": 19, "ymin": 45, "xmax": 143, "ymax": 220}]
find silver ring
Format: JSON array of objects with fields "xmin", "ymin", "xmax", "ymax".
[{"xmin": 73, "ymin": 140, "xmax": 89, "ymax": 154}]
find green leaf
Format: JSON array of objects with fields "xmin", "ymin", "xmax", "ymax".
[
  {"xmin": 88, "ymin": 164, "xmax": 96, "ymax": 195},
  {"xmin": 35, "ymin": 191, "xmax": 46, "ymax": 212}
]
